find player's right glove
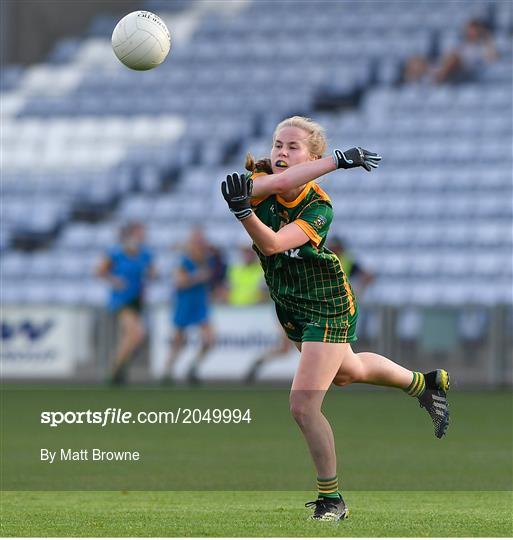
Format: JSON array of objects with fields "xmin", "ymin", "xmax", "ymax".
[
  {"xmin": 332, "ymin": 147, "xmax": 382, "ymax": 172},
  {"xmin": 221, "ymin": 172, "xmax": 253, "ymax": 221}
]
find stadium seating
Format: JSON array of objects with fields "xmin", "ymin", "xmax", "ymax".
[{"xmin": 1, "ymin": 0, "xmax": 511, "ymax": 310}]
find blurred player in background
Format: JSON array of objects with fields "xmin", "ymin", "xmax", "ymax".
[
  {"xmin": 97, "ymin": 221, "xmax": 155, "ymax": 385},
  {"xmin": 222, "ymin": 116, "xmax": 450, "ymax": 521},
  {"xmin": 207, "ymin": 244, "xmax": 228, "ymax": 302},
  {"xmin": 245, "ymin": 329, "xmax": 291, "ymax": 384},
  {"xmin": 327, "ymin": 236, "xmax": 374, "ymax": 297},
  {"xmin": 162, "ymin": 227, "xmax": 215, "ymax": 385},
  {"xmin": 233, "ymin": 241, "xmax": 290, "ymax": 384},
  {"xmin": 224, "ymin": 245, "xmax": 267, "ymax": 306},
  {"xmin": 222, "ymin": 245, "xmax": 277, "ymax": 384}
]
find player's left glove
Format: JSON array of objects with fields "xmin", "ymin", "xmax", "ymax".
[
  {"xmin": 332, "ymin": 147, "xmax": 382, "ymax": 172},
  {"xmin": 221, "ymin": 172, "xmax": 254, "ymax": 221}
]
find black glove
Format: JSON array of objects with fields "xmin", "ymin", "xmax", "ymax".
[
  {"xmin": 332, "ymin": 147, "xmax": 382, "ymax": 172},
  {"xmin": 221, "ymin": 172, "xmax": 253, "ymax": 221}
]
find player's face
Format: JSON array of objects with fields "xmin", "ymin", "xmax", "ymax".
[
  {"xmin": 271, "ymin": 127, "xmax": 313, "ymax": 174},
  {"xmin": 131, "ymin": 225, "xmax": 145, "ymax": 244},
  {"xmin": 123, "ymin": 225, "xmax": 145, "ymax": 251},
  {"xmin": 188, "ymin": 229, "xmax": 208, "ymax": 260}
]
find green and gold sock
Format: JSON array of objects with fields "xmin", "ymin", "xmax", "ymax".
[
  {"xmin": 404, "ymin": 371, "xmax": 426, "ymax": 397},
  {"xmin": 317, "ymin": 476, "xmax": 340, "ymax": 499}
]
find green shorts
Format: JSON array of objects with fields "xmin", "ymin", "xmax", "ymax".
[{"xmin": 274, "ymin": 302, "xmax": 358, "ymax": 344}]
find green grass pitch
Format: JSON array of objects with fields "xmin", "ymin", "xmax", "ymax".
[
  {"xmin": 1, "ymin": 490, "xmax": 512, "ymax": 536},
  {"xmin": 1, "ymin": 387, "xmax": 512, "ymax": 536}
]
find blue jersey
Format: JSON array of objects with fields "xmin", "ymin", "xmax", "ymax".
[
  {"xmin": 107, "ymin": 245, "xmax": 153, "ymax": 311},
  {"xmin": 172, "ymin": 255, "xmax": 210, "ymax": 328}
]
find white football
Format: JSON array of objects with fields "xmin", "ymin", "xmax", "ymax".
[{"xmin": 112, "ymin": 11, "xmax": 171, "ymax": 70}]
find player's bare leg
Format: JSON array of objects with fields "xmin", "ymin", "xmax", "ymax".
[
  {"xmin": 162, "ymin": 328, "xmax": 186, "ymax": 384},
  {"xmin": 334, "ymin": 346, "xmax": 450, "ymax": 438},
  {"xmin": 187, "ymin": 322, "xmax": 215, "ymax": 384},
  {"xmin": 111, "ymin": 309, "xmax": 145, "ymax": 384},
  {"xmin": 291, "ymin": 341, "xmax": 349, "ymax": 520},
  {"xmin": 290, "ymin": 342, "xmax": 347, "ymax": 478},
  {"xmin": 246, "ymin": 331, "xmax": 291, "ymax": 383},
  {"xmin": 332, "ymin": 347, "xmax": 412, "ymax": 388}
]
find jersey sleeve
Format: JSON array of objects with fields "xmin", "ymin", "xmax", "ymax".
[
  {"xmin": 250, "ymin": 172, "xmax": 270, "ymax": 207},
  {"xmin": 293, "ymin": 201, "xmax": 333, "ymax": 248}
]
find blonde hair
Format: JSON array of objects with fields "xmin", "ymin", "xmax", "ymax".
[
  {"xmin": 245, "ymin": 116, "xmax": 327, "ymax": 174},
  {"xmin": 274, "ymin": 116, "xmax": 327, "ymax": 159}
]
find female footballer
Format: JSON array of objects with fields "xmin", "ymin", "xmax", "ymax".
[
  {"xmin": 97, "ymin": 221, "xmax": 155, "ymax": 385},
  {"xmin": 221, "ymin": 116, "xmax": 450, "ymax": 521},
  {"xmin": 163, "ymin": 227, "xmax": 215, "ymax": 385}
]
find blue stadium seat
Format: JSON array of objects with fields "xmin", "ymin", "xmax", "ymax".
[
  {"xmin": 2, "ymin": 0, "xmax": 511, "ymax": 307},
  {"xmin": 0, "ymin": 65, "xmax": 24, "ymax": 91}
]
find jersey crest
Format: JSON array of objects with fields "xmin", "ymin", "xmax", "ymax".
[{"xmin": 312, "ymin": 215, "xmax": 327, "ymax": 230}]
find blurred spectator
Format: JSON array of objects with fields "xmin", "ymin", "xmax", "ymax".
[
  {"xmin": 435, "ymin": 19, "xmax": 498, "ymax": 83},
  {"xmin": 163, "ymin": 227, "xmax": 215, "ymax": 384},
  {"xmin": 225, "ymin": 246, "xmax": 267, "ymax": 306},
  {"xmin": 327, "ymin": 236, "xmax": 375, "ymax": 297},
  {"xmin": 403, "ymin": 55, "xmax": 433, "ymax": 85},
  {"xmin": 97, "ymin": 222, "xmax": 156, "ymax": 385}
]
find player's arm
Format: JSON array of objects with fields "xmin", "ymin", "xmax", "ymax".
[
  {"xmin": 96, "ymin": 256, "xmax": 125, "ymax": 289},
  {"xmin": 251, "ymin": 157, "xmax": 335, "ymax": 199},
  {"xmin": 96, "ymin": 256, "xmax": 111, "ymax": 278},
  {"xmin": 241, "ymin": 216, "xmax": 309, "ymax": 256},
  {"xmin": 222, "ymin": 173, "xmax": 311, "ymax": 255},
  {"xmin": 250, "ymin": 148, "xmax": 382, "ymax": 200},
  {"xmin": 174, "ymin": 265, "xmax": 210, "ymax": 289}
]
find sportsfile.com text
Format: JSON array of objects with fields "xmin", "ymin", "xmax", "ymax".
[{"xmin": 40, "ymin": 408, "xmax": 252, "ymax": 427}]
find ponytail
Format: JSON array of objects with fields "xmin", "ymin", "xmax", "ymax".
[{"xmin": 245, "ymin": 152, "xmax": 273, "ymax": 175}]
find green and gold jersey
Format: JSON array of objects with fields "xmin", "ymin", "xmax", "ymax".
[{"xmin": 250, "ymin": 173, "xmax": 356, "ymax": 324}]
